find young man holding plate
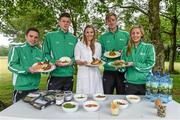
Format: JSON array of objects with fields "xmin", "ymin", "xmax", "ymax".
[
  {"xmin": 99, "ymin": 12, "xmax": 129, "ymax": 94},
  {"xmin": 43, "ymin": 13, "xmax": 77, "ymax": 91}
]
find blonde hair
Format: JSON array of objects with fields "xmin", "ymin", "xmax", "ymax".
[
  {"xmin": 82, "ymin": 25, "xmax": 96, "ymax": 55},
  {"xmin": 126, "ymin": 25, "xmax": 145, "ymax": 56}
]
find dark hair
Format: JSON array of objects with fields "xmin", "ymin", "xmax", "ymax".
[
  {"xmin": 59, "ymin": 12, "xmax": 71, "ymax": 20},
  {"xmin": 105, "ymin": 12, "xmax": 117, "ymax": 21},
  {"xmin": 83, "ymin": 25, "xmax": 96, "ymax": 55},
  {"xmin": 25, "ymin": 27, "xmax": 39, "ymax": 35}
]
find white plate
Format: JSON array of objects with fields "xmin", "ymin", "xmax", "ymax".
[
  {"xmin": 62, "ymin": 102, "xmax": 78, "ymax": 112},
  {"xmin": 93, "ymin": 93, "xmax": 106, "ymax": 101},
  {"xmin": 126, "ymin": 95, "xmax": 141, "ymax": 103},
  {"xmin": 74, "ymin": 94, "xmax": 88, "ymax": 102},
  {"xmin": 59, "ymin": 56, "xmax": 71, "ymax": 66},
  {"xmin": 108, "ymin": 61, "xmax": 128, "ymax": 68},
  {"xmin": 86, "ymin": 61, "xmax": 105, "ymax": 67},
  {"xmin": 113, "ymin": 99, "xmax": 129, "ymax": 109},
  {"xmin": 32, "ymin": 62, "xmax": 56, "ymax": 73},
  {"xmin": 83, "ymin": 101, "xmax": 100, "ymax": 112},
  {"xmin": 104, "ymin": 51, "xmax": 121, "ymax": 58}
]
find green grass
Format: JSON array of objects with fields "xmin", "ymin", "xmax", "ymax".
[{"xmin": 0, "ymin": 57, "xmax": 180, "ymax": 111}]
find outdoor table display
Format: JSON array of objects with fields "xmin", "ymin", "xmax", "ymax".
[{"xmin": 0, "ymin": 93, "xmax": 180, "ymax": 120}]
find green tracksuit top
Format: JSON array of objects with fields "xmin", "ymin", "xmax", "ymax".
[
  {"xmin": 121, "ymin": 41, "xmax": 155, "ymax": 84},
  {"xmin": 99, "ymin": 28, "xmax": 129, "ymax": 71},
  {"xmin": 8, "ymin": 42, "xmax": 43, "ymax": 90},
  {"xmin": 42, "ymin": 28, "xmax": 77, "ymax": 77}
]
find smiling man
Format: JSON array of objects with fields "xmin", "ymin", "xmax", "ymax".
[
  {"xmin": 43, "ymin": 13, "xmax": 77, "ymax": 91},
  {"xmin": 99, "ymin": 12, "xmax": 130, "ymax": 95},
  {"xmin": 8, "ymin": 27, "xmax": 43, "ymax": 103}
]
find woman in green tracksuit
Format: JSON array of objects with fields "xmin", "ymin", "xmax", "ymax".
[
  {"xmin": 121, "ymin": 25, "xmax": 155, "ymax": 95},
  {"xmin": 8, "ymin": 27, "xmax": 43, "ymax": 103}
]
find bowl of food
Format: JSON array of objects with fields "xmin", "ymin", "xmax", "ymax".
[
  {"xmin": 62, "ymin": 102, "xmax": 78, "ymax": 112},
  {"xmin": 126, "ymin": 95, "xmax": 141, "ymax": 103},
  {"xmin": 93, "ymin": 93, "xmax": 106, "ymax": 101},
  {"xmin": 59, "ymin": 56, "xmax": 71, "ymax": 65},
  {"xmin": 74, "ymin": 94, "xmax": 88, "ymax": 102},
  {"xmin": 113, "ymin": 99, "xmax": 129, "ymax": 109},
  {"xmin": 83, "ymin": 101, "xmax": 100, "ymax": 112}
]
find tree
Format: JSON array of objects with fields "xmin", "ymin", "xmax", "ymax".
[
  {"xmin": 160, "ymin": 0, "xmax": 180, "ymax": 73},
  {"xmin": 149, "ymin": 0, "xmax": 165, "ymax": 72},
  {"xmin": 0, "ymin": 0, "xmax": 57, "ymax": 42}
]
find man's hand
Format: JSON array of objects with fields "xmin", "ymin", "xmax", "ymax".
[
  {"xmin": 55, "ymin": 60, "xmax": 72, "ymax": 67},
  {"xmin": 28, "ymin": 66, "xmax": 37, "ymax": 74}
]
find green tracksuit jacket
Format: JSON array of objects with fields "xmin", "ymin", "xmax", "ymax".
[
  {"xmin": 8, "ymin": 42, "xmax": 43, "ymax": 90},
  {"xmin": 42, "ymin": 28, "xmax": 77, "ymax": 77},
  {"xmin": 99, "ymin": 28, "xmax": 129, "ymax": 71},
  {"xmin": 121, "ymin": 41, "xmax": 155, "ymax": 84}
]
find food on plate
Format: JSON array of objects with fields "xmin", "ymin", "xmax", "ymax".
[
  {"xmin": 109, "ymin": 50, "xmax": 116, "ymax": 56},
  {"xmin": 126, "ymin": 95, "xmax": 141, "ymax": 103},
  {"xmin": 59, "ymin": 56, "xmax": 71, "ymax": 63},
  {"xmin": 62, "ymin": 102, "xmax": 78, "ymax": 112},
  {"xmin": 113, "ymin": 99, "xmax": 129, "ymax": 109},
  {"xmin": 96, "ymin": 95, "xmax": 106, "ymax": 98},
  {"xmin": 74, "ymin": 94, "xmax": 88, "ymax": 102},
  {"xmin": 85, "ymin": 104, "xmax": 98, "ymax": 107},
  {"xmin": 91, "ymin": 59, "xmax": 102, "ymax": 65},
  {"xmin": 93, "ymin": 93, "xmax": 106, "ymax": 101},
  {"xmin": 33, "ymin": 61, "xmax": 51, "ymax": 71},
  {"xmin": 83, "ymin": 101, "xmax": 100, "ymax": 112},
  {"xmin": 112, "ymin": 60, "xmax": 125, "ymax": 66},
  {"xmin": 63, "ymin": 103, "xmax": 76, "ymax": 108}
]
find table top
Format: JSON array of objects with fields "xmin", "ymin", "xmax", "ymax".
[{"xmin": 0, "ymin": 95, "xmax": 180, "ymax": 120}]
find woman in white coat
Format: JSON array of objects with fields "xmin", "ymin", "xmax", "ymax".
[{"xmin": 74, "ymin": 25, "xmax": 103, "ymax": 94}]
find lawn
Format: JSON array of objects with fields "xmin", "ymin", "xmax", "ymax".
[{"xmin": 0, "ymin": 57, "xmax": 180, "ymax": 111}]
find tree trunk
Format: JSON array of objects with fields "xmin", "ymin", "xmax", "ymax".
[
  {"xmin": 168, "ymin": 0, "xmax": 178, "ymax": 73},
  {"xmin": 149, "ymin": 0, "xmax": 165, "ymax": 73}
]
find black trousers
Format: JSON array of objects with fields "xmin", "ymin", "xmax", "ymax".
[
  {"xmin": 125, "ymin": 82, "xmax": 145, "ymax": 95},
  {"xmin": 103, "ymin": 70, "xmax": 126, "ymax": 95},
  {"xmin": 47, "ymin": 76, "xmax": 73, "ymax": 91},
  {"xmin": 13, "ymin": 89, "xmax": 38, "ymax": 103}
]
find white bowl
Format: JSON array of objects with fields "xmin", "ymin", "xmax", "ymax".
[
  {"xmin": 74, "ymin": 94, "xmax": 88, "ymax": 102},
  {"xmin": 113, "ymin": 99, "xmax": 129, "ymax": 109},
  {"xmin": 126, "ymin": 95, "xmax": 141, "ymax": 103},
  {"xmin": 62, "ymin": 102, "xmax": 78, "ymax": 112},
  {"xmin": 83, "ymin": 101, "xmax": 100, "ymax": 112},
  {"xmin": 93, "ymin": 93, "xmax": 106, "ymax": 101}
]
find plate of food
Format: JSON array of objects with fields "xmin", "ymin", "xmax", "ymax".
[
  {"xmin": 32, "ymin": 61, "xmax": 56, "ymax": 73},
  {"xmin": 93, "ymin": 93, "xmax": 106, "ymax": 101},
  {"xmin": 86, "ymin": 59, "xmax": 104, "ymax": 67},
  {"xmin": 126, "ymin": 95, "xmax": 141, "ymax": 103},
  {"xmin": 74, "ymin": 94, "xmax": 88, "ymax": 102},
  {"xmin": 113, "ymin": 99, "xmax": 129, "ymax": 109},
  {"xmin": 108, "ymin": 60, "xmax": 128, "ymax": 68},
  {"xmin": 104, "ymin": 50, "xmax": 121, "ymax": 58},
  {"xmin": 62, "ymin": 102, "xmax": 79, "ymax": 112},
  {"xmin": 59, "ymin": 56, "xmax": 71, "ymax": 66},
  {"xmin": 83, "ymin": 101, "xmax": 100, "ymax": 112}
]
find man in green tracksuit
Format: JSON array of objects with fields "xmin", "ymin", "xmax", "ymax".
[
  {"xmin": 8, "ymin": 27, "xmax": 43, "ymax": 103},
  {"xmin": 121, "ymin": 25, "xmax": 155, "ymax": 95},
  {"xmin": 43, "ymin": 13, "xmax": 77, "ymax": 91},
  {"xmin": 99, "ymin": 12, "xmax": 129, "ymax": 94}
]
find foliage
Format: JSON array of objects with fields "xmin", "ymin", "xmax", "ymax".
[
  {"xmin": 0, "ymin": 46, "xmax": 9, "ymax": 56},
  {"xmin": 0, "ymin": 0, "xmax": 57, "ymax": 42}
]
